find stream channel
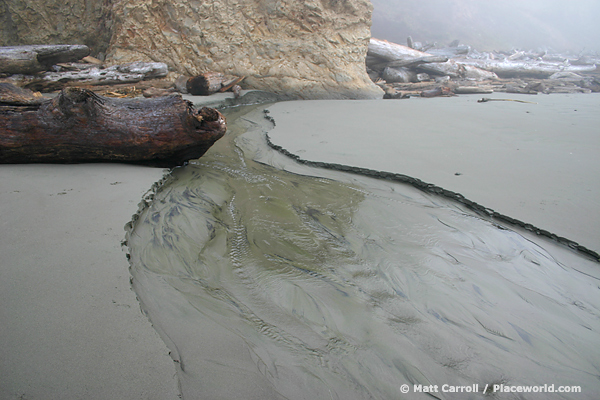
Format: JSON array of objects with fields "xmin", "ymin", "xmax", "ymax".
[{"xmin": 126, "ymin": 102, "xmax": 600, "ymax": 400}]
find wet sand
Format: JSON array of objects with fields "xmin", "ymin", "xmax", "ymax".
[
  {"xmin": 126, "ymin": 97, "xmax": 600, "ymax": 399},
  {"xmin": 266, "ymin": 93, "xmax": 600, "ymax": 256},
  {"xmin": 1, "ymin": 91, "xmax": 598, "ymax": 399},
  {"xmin": 0, "ymin": 164, "xmax": 179, "ymax": 399},
  {"xmin": 0, "ymin": 92, "xmax": 241, "ymax": 400}
]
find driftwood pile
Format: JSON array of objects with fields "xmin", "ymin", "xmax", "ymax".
[
  {"xmin": 0, "ymin": 44, "xmax": 245, "ymax": 99},
  {"xmin": 0, "ymin": 44, "xmax": 235, "ymax": 166},
  {"xmin": 0, "ymin": 45, "xmax": 169, "ymax": 92},
  {"xmin": 367, "ymin": 38, "xmax": 600, "ymax": 99}
]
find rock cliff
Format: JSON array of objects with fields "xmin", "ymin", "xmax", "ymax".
[
  {"xmin": 0, "ymin": 0, "xmax": 113, "ymax": 57},
  {"xmin": 107, "ymin": 0, "xmax": 382, "ymax": 99},
  {"xmin": 1, "ymin": 0, "xmax": 383, "ymax": 99}
]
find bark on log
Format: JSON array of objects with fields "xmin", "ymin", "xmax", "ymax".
[
  {"xmin": 0, "ymin": 83, "xmax": 44, "ymax": 105},
  {"xmin": 0, "ymin": 84, "xmax": 226, "ymax": 167},
  {"xmin": 0, "ymin": 45, "xmax": 90, "ymax": 74}
]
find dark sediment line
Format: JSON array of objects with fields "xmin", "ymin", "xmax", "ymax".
[{"xmin": 262, "ymin": 110, "xmax": 600, "ymax": 263}]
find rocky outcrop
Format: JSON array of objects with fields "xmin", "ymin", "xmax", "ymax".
[
  {"xmin": 1, "ymin": 0, "xmax": 383, "ymax": 99},
  {"xmin": 0, "ymin": 0, "xmax": 113, "ymax": 57},
  {"xmin": 106, "ymin": 0, "xmax": 382, "ymax": 99}
]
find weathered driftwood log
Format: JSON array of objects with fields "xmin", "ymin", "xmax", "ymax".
[
  {"xmin": 460, "ymin": 60, "xmax": 597, "ymax": 79},
  {"xmin": 420, "ymin": 86, "xmax": 455, "ymax": 98},
  {"xmin": 0, "ymin": 83, "xmax": 44, "ymax": 105},
  {"xmin": 219, "ymin": 76, "xmax": 245, "ymax": 93},
  {"xmin": 23, "ymin": 62, "xmax": 169, "ymax": 92},
  {"xmin": 186, "ymin": 73, "xmax": 245, "ymax": 96},
  {"xmin": 0, "ymin": 45, "xmax": 90, "ymax": 74},
  {"xmin": 368, "ymin": 38, "xmax": 429, "ymax": 62},
  {"xmin": 453, "ymin": 86, "xmax": 494, "ymax": 94},
  {"xmin": 185, "ymin": 73, "xmax": 245, "ymax": 96},
  {"xmin": 0, "ymin": 84, "xmax": 226, "ymax": 166},
  {"xmin": 367, "ymin": 55, "xmax": 449, "ymax": 73},
  {"xmin": 417, "ymin": 60, "xmax": 498, "ymax": 81},
  {"xmin": 186, "ymin": 72, "xmax": 225, "ymax": 95},
  {"xmin": 382, "ymin": 67, "xmax": 417, "ymax": 83},
  {"xmin": 426, "ymin": 45, "xmax": 471, "ymax": 58},
  {"xmin": 368, "ymin": 38, "xmax": 496, "ymax": 81}
]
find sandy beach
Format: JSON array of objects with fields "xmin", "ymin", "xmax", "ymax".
[
  {"xmin": 1, "ymin": 91, "xmax": 599, "ymax": 399},
  {"xmin": 0, "ymin": 164, "xmax": 179, "ymax": 399},
  {"xmin": 266, "ymin": 93, "xmax": 600, "ymax": 256}
]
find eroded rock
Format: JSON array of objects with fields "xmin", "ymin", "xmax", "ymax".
[{"xmin": 105, "ymin": 0, "xmax": 383, "ymax": 99}]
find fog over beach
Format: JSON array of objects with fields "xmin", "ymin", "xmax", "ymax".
[{"xmin": 371, "ymin": 0, "xmax": 600, "ymax": 53}]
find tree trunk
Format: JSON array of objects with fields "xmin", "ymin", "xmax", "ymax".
[
  {"xmin": 0, "ymin": 84, "xmax": 226, "ymax": 167},
  {"xmin": 0, "ymin": 45, "xmax": 90, "ymax": 74}
]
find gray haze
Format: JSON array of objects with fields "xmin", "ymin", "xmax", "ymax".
[{"xmin": 371, "ymin": 0, "xmax": 600, "ymax": 53}]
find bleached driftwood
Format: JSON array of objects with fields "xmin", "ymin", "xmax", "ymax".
[
  {"xmin": 368, "ymin": 38, "xmax": 497, "ymax": 81},
  {"xmin": 417, "ymin": 60, "xmax": 498, "ymax": 81},
  {"xmin": 0, "ymin": 45, "xmax": 90, "ymax": 74},
  {"xmin": 368, "ymin": 38, "xmax": 430, "ymax": 62},
  {"xmin": 460, "ymin": 60, "xmax": 597, "ymax": 78},
  {"xmin": 368, "ymin": 55, "xmax": 449, "ymax": 72},
  {"xmin": 23, "ymin": 62, "xmax": 169, "ymax": 92},
  {"xmin": 382, "ymin": 67, "xmax": 417, "ymax": 83}
]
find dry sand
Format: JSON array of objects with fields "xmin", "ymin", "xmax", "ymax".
[
  {"xmin": 0, "ymin": 164, "xmax": 179, "ymax": 399},
  {"xmin": 266, "ymin": 93, "xmax": 600, "ymax": 256}
]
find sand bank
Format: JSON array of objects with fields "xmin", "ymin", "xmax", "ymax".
[
  {"xmin": 0, "ymin": 164, "xmax": 179, "ymax": 399},
  {"xmin": 266, "ymin": 93, "xmax": 600, "ymax": 255}
]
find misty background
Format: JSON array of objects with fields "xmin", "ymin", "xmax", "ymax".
[{"xmin": 371, "ymin": 0, "xmax": 600, "ymax": 54}]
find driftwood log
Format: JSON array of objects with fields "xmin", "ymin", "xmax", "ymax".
[
  {"xmin": 23, "ymin": 62, "xmax": 169, "ymax": 92},
  {"xmin": 460, "ymin": 60, "xmax": 597, "ymax": 79},
  {"xmin": 368, "ymin": 38, "xmax": 428, "ymax": 62},
  {"xmin": 0, "ymin": 83, "xmax": 226, "ymax": 167},
  {"xmin": 186, "ymin": 72, "xmax": 245, "ymax": 96},
  {"xmin": 0, "ymin": 45, "xmax": 90, "ymax": 74}
]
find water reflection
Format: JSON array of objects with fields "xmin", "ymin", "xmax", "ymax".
[{"xmin": 127, "ymin": 104, "xmax": 600, "ymax": 399}]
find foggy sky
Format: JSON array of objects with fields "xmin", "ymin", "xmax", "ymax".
[{"xmin": 371, "ymin": 0, "xmax": 600, "ymax": 53}]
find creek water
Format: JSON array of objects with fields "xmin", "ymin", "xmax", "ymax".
[{"xmin": 126, "ymin": 103, "xmax": 600, "ymax": 399}]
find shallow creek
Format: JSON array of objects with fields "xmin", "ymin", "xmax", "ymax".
[{"xmin": 126, "ymin": 103, "xmax": 600, "ymax": 399}]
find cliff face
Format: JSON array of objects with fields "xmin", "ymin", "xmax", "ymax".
[
  {"xmin": 0, "ymin": 0, "xmax": 383, "ymax": 99},
  {"xmin": 0, "ymin": 0, "xmax": 113, "ymax": 56},
  {"xmin": 107, "ymin": 0, "xmax": 382, "ymax": 99}
]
